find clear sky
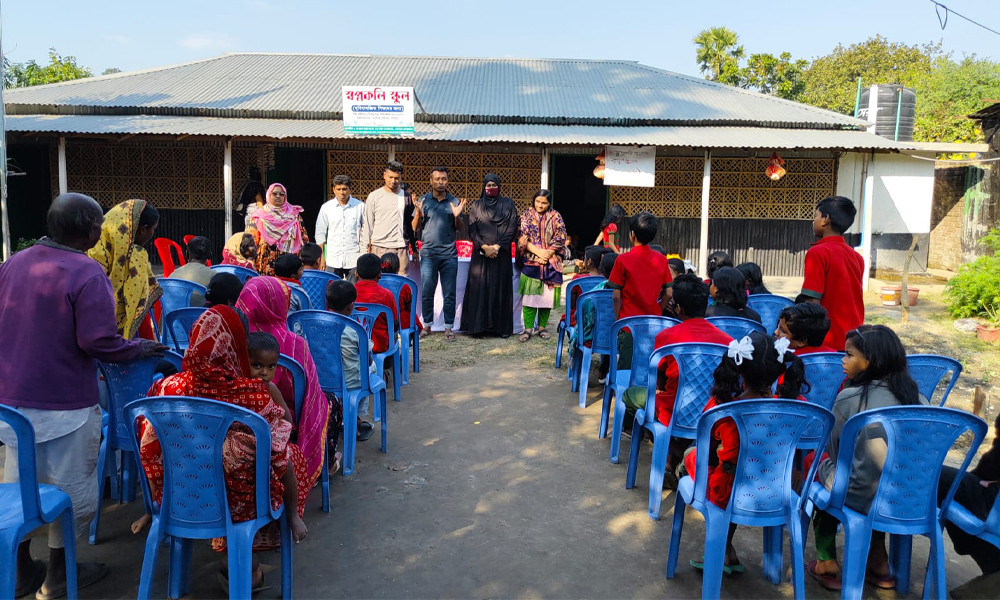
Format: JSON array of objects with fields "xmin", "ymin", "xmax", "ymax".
[{"xmin": 3, "ymin": 0, "xmax": 998, "ymax": 78}]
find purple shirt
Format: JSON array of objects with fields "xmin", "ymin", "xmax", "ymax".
[{"xmin": 0, "ymin": 241, "xmax": 143, "ymax": 410}]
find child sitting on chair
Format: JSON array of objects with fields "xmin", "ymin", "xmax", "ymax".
[
  {"xmin": 774, "ymin": 303, "xmax": 835, "ymax": 356},
  {"xmin": 681, "ymin": 331, "xmax": 807, "ymax": 575},
  {"xmin": 380, "ymin": 252, "xmax": 422, "ymax": 333},
  {"xmin": 326, "ymin": 279, "xmax": 376, "ymax": 443},
  {"xmin": 298, "ymin": 243, "xmax": 324, "ymax": 271}
]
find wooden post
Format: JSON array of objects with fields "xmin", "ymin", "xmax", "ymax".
[
  {"xmin": 900, "ymin": 233, "xmax": 918, "ymax": 323},
  {"xmin": 973, "ymin": 386, "xmax": 985, "ymax": 418}
]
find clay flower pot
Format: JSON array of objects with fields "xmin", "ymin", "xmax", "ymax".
[
  {"xmin": 880, "ymin": 286, "xmax": 919, "ymax": 307},
  {"xmin": 977, "ymin": 323, "xmax": 1000, "ymax": 343}
]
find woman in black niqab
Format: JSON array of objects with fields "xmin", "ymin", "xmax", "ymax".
[{"xmin": 460, "ymin": 173, "xmax": 520, "ymax": 336}]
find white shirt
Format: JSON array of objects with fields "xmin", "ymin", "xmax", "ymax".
[{"xmin": 315, "ymin": 197, "xmax": 365, "ymax": 269}]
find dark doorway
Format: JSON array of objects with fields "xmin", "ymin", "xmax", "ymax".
[
  {"xmin": 7, "ymin": 144, "xmax": 53, "ymax": 245},
  {"xmin": 552, "ymin": 155, "xmax": 607, "ymax": 252},
  {"xmin": 269, "ymin": 149, "xmax": 327, "ymax": 240}
]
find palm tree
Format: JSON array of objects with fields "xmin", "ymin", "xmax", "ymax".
[{"xmin": 693, "ymin": 27, "xmax": 745, "ymax": 82}]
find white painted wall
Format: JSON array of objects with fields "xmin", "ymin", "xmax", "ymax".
[{"xmin": 836, "ymin": 151, "xmax": 936, "ymax": 234}]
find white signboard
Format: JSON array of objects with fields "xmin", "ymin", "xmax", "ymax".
[
  {"xmin": 603, "ymin": 145, "xmax": 656, "ymax": 187},
  {"xmin": 342, "ymin": 86, "xmax": 414, "ymax": 136}
]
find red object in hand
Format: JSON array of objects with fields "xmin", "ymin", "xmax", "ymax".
[
  {"xmin": 765, "ymin": 152, "xmax": 786, "ymax": 181},
  {"xmin": 456, "ymin": 240, "xmax": 473, "ymax": 258}
]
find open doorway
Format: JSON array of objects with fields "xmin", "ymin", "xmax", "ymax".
[
  {"xmin": 269, "ymin": 148, "xmax": 327, "ymax": 237},
  {"xmin": 551, "ymin": 154, "xmax": 608, "ymax": 253}
]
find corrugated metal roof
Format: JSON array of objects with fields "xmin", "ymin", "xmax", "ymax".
[
  {"xmin": 5, "ymin": 53, "xmax": 867, "ymax": 129},
  {"xmin": 5, "ymin": 114, "xmax": 912, "ymax": 150}
]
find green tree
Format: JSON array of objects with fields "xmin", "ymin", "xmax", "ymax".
[
  {"xmin": 799, "ymin": 35, "xmax": 939, "ymax": 115},
  {"xmin": 693, "ymin": 27, "xmax": 744, "ymax": 83},
  {"xmin": 101, "ymin": 67, "xmax": 121, "ymax": 75},
  {"xmin": 3, "ymin": 48, "xmax": 92, "ymax": 88},
  {"xmin": 913, "ymin": 56, "xmax": 1000, "ymax": 143},
  {"xmin": 741, "ymin": 52, "xmax": 809, "ymax": 100}
]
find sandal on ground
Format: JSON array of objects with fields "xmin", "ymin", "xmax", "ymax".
[
  {"xmin": 444, "ymin": 330, "xmax": 456, "ymax": 342},
  {"xmin": 536, "ymin": 328, "xmax": 551, "ymax": 340},
  {"xmin": 806, "ymin": 560, "xmax": 842, "ymax": 591},
  {"xmin": 419, "ymin": 330, "xmax": 431, "ymax": 340},
  {"xmin": 519, "ymin": 331, "xmax": 532, "ymax": 343},
  {"xmin": 865, "ymin": 570, "xmax": 896, "ymax": 590},
  {"xmin": 15, "ymin": 559, "xmax": 45, "ymax": 599},
  {"xmin": 689, "ymin": 557, "xmax": 745, "ymax": 575},
  {"xmin": 35, "ymin": 562, "xmax": 108, "ymax": 600}
]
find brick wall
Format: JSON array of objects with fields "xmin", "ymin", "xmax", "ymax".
[{"xmin": 929, "ymin": 166, "xmax": 967, "ymax": 271}]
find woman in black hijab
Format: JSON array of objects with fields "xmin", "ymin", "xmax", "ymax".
[{"xmin": 460, "ymin": 173, "xmax": 520, "ymax": 337}]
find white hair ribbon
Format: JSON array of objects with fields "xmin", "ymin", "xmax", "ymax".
[
  {"xmin": 774, "ymin": 337, "xmax": 792, "ymax": 363},
  {"xmin": 727, "ymin": 336, "xmax": 755, "ymax": 366}
]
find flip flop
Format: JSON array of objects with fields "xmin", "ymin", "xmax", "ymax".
[
  {"xmin": 536, "ymin": 328, "xmax": 551, "ymax": 340},
  {"xmin": 444, "ymin": 330, "xmax": 456, "ymax": 342},
  {"xmin": 35, "ymin": 562, "xmax": 109, "ymax": 600},
  {"xmin": 689, "ymin": 557, "xmax": 745, "ymax": 575},
  {"xmin": 806, "ymin": 560, "xmax": 842, "ymax": 591},
  {"xmin": 519, "ymin": 331, "xmax": 532, "ymax": 343},
  {"xmin": 15, "ymin": 559, "xmax": 46, "ymax": 599},
  {"xmin": 865, "ymin": 570, "xmax": 896, "ymax": 590},
  {"xmin": 418, "ymin": 330, "xmax": 431, "ymax": 340}
]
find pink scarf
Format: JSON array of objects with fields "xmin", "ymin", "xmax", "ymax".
[
  {"xmin": 236, "ymin": 276, "xmax": 329, "ymax": 484},
  {"xmin": 251, "ymin": 183, "xmax": 305, "ymax": 253}
]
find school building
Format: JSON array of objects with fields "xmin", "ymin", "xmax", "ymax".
[{"xmin": 3, "ymin": 53, "xmax": 982, "ymax": 281}]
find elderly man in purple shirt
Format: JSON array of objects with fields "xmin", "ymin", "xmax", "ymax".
[{"xmin": 0, "ymin": 193, "xmax": 166, "ymax": 599}]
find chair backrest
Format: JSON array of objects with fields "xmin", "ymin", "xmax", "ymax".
[
  {"xmin": 797, "ymin": 352, "xmax": 847, "ymax": 444},
  {"xmin": 379, "ymin": 273, "xmax": 419, "ymax": 330},
  {"xmin": 906, "ymin": 354, "xmax": 963, "ymax": 407},
  {"xmin": 827, "ymin": 405, "xmax": 986, "ymax": 532},
  {"xmin": 0, "ymin": 404, "xmax": 42, "ymax": 522},
  {"xmin": 160, "ymin": 349, "xmax": 184, "ymax": 373},
  {"xmin": 706, "ymin": 316, "xmax": 767, "ymax": 340},
  {"xmin": 209, "ymin": 264, "xmax": 257, "ymax": 283},
  {"xmin": 564, "ymin": 276, "xmax": 605, "ymax": 326},
  {"xmin": 162, "ymin": 307, "xmax": 208, "ymax": 351},
  {"xmin": 690, "ymin": 399, "xmax": 835, "ymax": 521},
  {"xmin": 352, "ymin": 302, "xmax": 399, "ymax": 353},
  {"xmin": 299, "ymin": 271, "xmax": 341, "ymax": 312},
  {"xmin": 153, "ymin": 238, "xmax": 185, "ymax": 277},
  {"xmin": 124, "ymin": 396, "xmax": 279, "ymax": 534},
  {"xmin": 277, "ymin": 354, "xmax": 306, "ymax": 421},
  {"xmin": 574, "ymin": 289, "xmax": 616, "ymax": 353},
  {"xmin": 287, "ymin": 310, "xmax": 373, "ymax": 396},
  {"xmin": 645, "ymin": 342, "xmax": 728, "ymax": 438},
  {"xmin": 97, "ymin": 356, "xmax": 165, "ymax": 451},
  {"xmin": 746, "ymin": 294, "xmax": 794, "ymax": 335},
  {"xmin": 156, "ymin": 278, "xmax": 207, "ymax": 327},
  {"xmin": 608, "ymin": 316, "xmax": 680, "ymax": 388},
  {"xmin": 290, "ymin": 285, "xmax": 311, "ymax": 311}
]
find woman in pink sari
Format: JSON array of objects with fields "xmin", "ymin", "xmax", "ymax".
[
  {"xmin": 236, "ymin": 276, "xmax": 330, "ymax": 484},
  {"xmin": 247, "ymin": 183, "xmax": 308, "ymax": 276}
]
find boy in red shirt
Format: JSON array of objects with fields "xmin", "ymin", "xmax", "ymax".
[
  {"xmin": 353, "ymin": 253, "xmax": 398, "ymax": 354},
  {"xmin": 801, "ymin": 196, "xmax": 864, "ymax": 350}
]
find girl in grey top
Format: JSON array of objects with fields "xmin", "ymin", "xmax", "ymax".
[{"xmin": 808, "ymin": 325, "xmax": 927, "ymax": 591}]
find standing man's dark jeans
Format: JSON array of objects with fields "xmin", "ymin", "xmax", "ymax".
[
  {"xmin": 937, "ymin": 465, "xmax": 1000, "ymax": 575},
  {"xmin": 420, "ymin": 253, "xmax": 458, "ymax": 329}
]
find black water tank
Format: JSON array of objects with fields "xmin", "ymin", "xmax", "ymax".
[{"xmin": 858, "ymin": 85, "xmax": 916, "ymax": 141}]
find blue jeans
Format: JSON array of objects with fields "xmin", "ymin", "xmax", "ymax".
[{"xmin": 420, "ymin": 253, "xmax": 458, "ymax": 329}]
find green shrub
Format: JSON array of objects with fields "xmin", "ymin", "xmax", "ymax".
[
  {"xmin": 945, "ymin": 227, "xmax": 1000, "ymax": 321},
  {"xmin": 15, "ymin": 238, "xmax": 37, "ymax": 253}
]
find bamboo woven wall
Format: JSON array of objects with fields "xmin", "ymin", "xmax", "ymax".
[{"xmin": 609, "ymin": 156, "xmax": 836, "ymax": 220}]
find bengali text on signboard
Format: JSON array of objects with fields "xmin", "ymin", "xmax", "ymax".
[
  {"xmin": 603, "ymin": 145, "xmax": 656, "ymax": 187},
  {"xmin": 342, "ymin": 86, "xmax": 415, "ymax": 136}
]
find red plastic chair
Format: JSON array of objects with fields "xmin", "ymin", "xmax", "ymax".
[
  {"xmin": 153, "ymin": 238, "xmax": 185, "ymax": 277},
  {"xmin": 182, "ymin": 235, "xmax": 211, "ymax": 266}
]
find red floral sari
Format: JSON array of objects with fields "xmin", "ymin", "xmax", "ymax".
[{"xmin": 140, "ymin": 305, "xmax": 309, "ymax": 551}]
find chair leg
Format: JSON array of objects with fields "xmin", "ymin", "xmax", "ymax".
[
  {"xmin": 555, "ymin": 322, "xmax": 565, "ymax": 369},
  {"xmin": 321, "ymin": 443, "xmax": 330, "ymax": 513},
  {"xmin": 610, "ymin": 395, "xmax": 627, "ymax": 464},
  {"xmin": 647, "ymin": 433, "xmax": 670, "ymax": 520},
  {"xmin": 399, "ymin": 333, "xmax": 410, "ymax": 386},
  {"xmin": 701, "ymin": 513, "xmax": 730, "ymax": 600},
  {"xmin": 122, "ymin": 450, "xmax": 138, "ymax": 503},
  {"xmin": 137, "ymin": 518, "xmax": 163, "ymax": 600},
  {"xmin": 379, "ymin": 390, "xmax": 388, "ymax": 453},
  {"xmin": 577, "ymin": 348, "xmax": 592, "ymax": 407},
  {"xmin": 89, "ymin": 438, "xmax": 112, "ymax": 544},
  {"xmin": 60, "ymin": 509, "xmax": 79, "ymax": 600},
  {"xmin": 889, "ymin": 533, "xmax": 913, "ymax": 595},
  {"xmin": 392, "ymin": 352, "xmax": 402, "ymax": 402},
  {"xmin": 599, "ymin": 384, "xmax": 612, "ymax": 439},
  {"xmin": 665, "ymin": 492, "xmax": 687, "ymax": 578},
  {"xmin": 839, "ymin": 514, "xmax": 872, "ymax": 600},
  {"xmin": 762, "ymin": 525, "xmax": 784, "ymax": 585},
  {"xmin": 925, "ymin": 527, "xmax": 946, "ymax": 600},
  {"xmin": 625, "ymin": 417, "xmax": 645, "ymax": 489},
  {"xmin": 167, "ymin": 537, "xmax": 192, "ymax": 599},
  {"xmin": 279, "ymin": 511, "xmax": 294, "ymax": 599},
  {"xmin": 789, "ymin": 510, "xmax": 809, "ymax": 600},
  {"xmin": 342, "ymin": 396, "xmax": 359, "ymax": 476},
  {"xmin": 373, "ymin": 391, "xmax": 381, "ymax": 423},
  {"xmin": 413, "ymin": 333, "xmax": 420, "ymax": 373},
  {"xmin": 226, "ymin": 527, "xmax": 255, "ymax": 600}
]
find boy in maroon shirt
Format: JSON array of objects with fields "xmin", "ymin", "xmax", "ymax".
[
  {"xmin": 800, "ymin": 196, "xmax": 864, "ymax": 351},
  {"xmin": 353, "ymin": 253, "xmax": 398, "ymax": 354}
]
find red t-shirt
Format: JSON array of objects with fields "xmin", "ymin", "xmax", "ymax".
[
  {"xmin": 801, "ymin": 236, "xmax": 864, "ymax": 351},
  {"xmin": 651, "ymin": 318, "xmax": 732, "ymax": 427},
  {"xmin": 601, "ymin": 223, "xmax": 618, "ymax": 245},
  {"xmin": 608, "ymin": 245, "xmax": 673, "ymax": 319},
  {"xmin": 354, "ymin": 280, "xmax": 398, "ymax": 353},
  {"xmin": 397, "ymin": 285, "xmax": 424, "ymax": 332},
  {"xmin": 795, "ymin": 344, "xmax": 837, "ymax": 356}
]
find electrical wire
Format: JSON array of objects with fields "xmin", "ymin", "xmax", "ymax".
[{"xmin": 929, "ymin": 1, "xmax": 1000, "ymax": 37}]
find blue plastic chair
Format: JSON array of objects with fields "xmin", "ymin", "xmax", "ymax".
[
  {"xmin": 298, "ymin": 271, "xmax": 341, "ymax": 313},
  {"xmin": 906, "ymin": 354, "xmax": 963, "ymax": 406},
  {"xmin": 746, "ymin": 294, "xmax": 794, "ymax": 335},
  {"xmin": 155, "ymin": 278, "xmax": 206, "ymax": 339},
  {"xmin": 626, "ymin": 342, "xmax": 728, "ymax": 520},
  {"xmin": 276, "ymin": 353, "xmax": 330, "ymax": 513},
  {"xmin": 161, "ymin": 307, "xmax": 208, "ymax": 352},
  {"xmin": 91, "ymin": 356, "xmax": 165, "ymax": 544},
  {"xmin": 803, "ymin": 405, "xmax": 987, "ymax": 599},
  {"xmin": 555, "ymin": 275, "xmax": 604, "ymax": 369},
  {"xmin": 353, "ymin": 302, "xmax": 403, "ymax": 404},
  {"xmin": 124, "ymin": 396, "xmax": 293, "ymax": 600},
  {"xmin": 943, "ymin": 484, "xmax": 1000, "ymax": 565},
  {"xmin": 209, "ymin": 264, "xmax": 257, "ymax": 282},
  {"xmin": 289, "ymin": 285, "xmax": 311, "ymax": 311},
  {"xmin": 600, "ymin": 315, "xmax": 679, "ymax": 464},
  {"xmin": 705, "ymin": 316, "xmax": 767, "ymax": 340},
  {"xmin": 667, "ymin": 399, "xmax": 835, "ymax": 600},
  {"xmin": 379, "ymin": 273, "xmax": 420, "ymax": 385},
  {"xmin": 569, "ymin": 289, "xmax": 616, "ymax": 408},
  {"xmin": 286, "ymin": 310, "xmax": 387, "ymax": 477},
  {"xmin": 0, "ymin": 405, "xmax": 79, "ymax": 600},
  {"xmin": 796, "ymin": 352, "xmax": 846, "ymax": 446},
  {"xmin": 159, "ymin": 350, "xmax": 184, "ymax": 373}
]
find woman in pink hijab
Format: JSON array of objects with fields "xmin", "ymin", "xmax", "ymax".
[{"xmin": 247, "ymin": 183, "xmax": 309, "ymax": 275}]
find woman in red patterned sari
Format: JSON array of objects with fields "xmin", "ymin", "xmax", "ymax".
[{"xmin": 138, "ymin": 305, "xmax": 309, "ymax": 572}]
